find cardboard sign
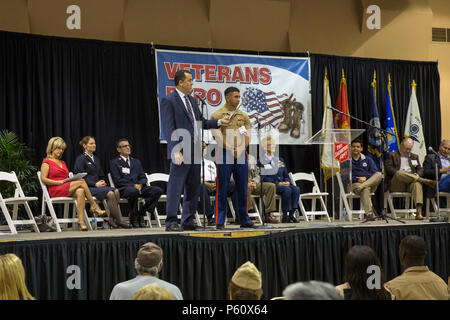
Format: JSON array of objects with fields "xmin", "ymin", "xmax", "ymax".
[{"xmin": 334, "ymin": 142, "xmax": 349, "ymax": 163}]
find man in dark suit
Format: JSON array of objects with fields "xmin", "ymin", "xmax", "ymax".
[
  {"xmin": 160, "ymin": 70, "xmax": 230, "ymax": 231},
  {"xmin": 384, "ymin": 138, "xmax": 435, "ymax": 220},
  {"xmin": 261, "ymin": 136, "xmax": 300, "ymax": 223},
  {"xmin": 110, "ymin": 139, "xmax": 163, "ymax": 228},
  {"xmin": 423, "ymin": 139, "xmax": 450, "ymax": 201}
]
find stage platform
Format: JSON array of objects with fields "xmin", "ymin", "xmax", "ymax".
[{"xmin": 0, "ymin": 218, "xmax": 448, "ymax": 300}]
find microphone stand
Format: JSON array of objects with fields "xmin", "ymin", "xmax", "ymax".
[
  {"xmin": 428, "ymin": 149, "xmax": 449, "ymax": 222},
  {"xmin": 326, "ymin": 106, "xmax": 404, "ymax": 224},
  {"xmin": 197, "ymin": 95, "xmax": 213, "ymax": 231}
]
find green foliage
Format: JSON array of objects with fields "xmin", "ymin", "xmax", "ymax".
[{"xmin": 0, "ymin": 130, "xmax": 39, "ymax": 199}]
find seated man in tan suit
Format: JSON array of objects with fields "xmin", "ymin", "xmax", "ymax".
[{"xmin": 384, "ymin": 138, "xmax": 435, "ymax": 220}]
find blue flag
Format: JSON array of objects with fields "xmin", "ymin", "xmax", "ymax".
[
  {"xmin": 384, "ymin": 76, "xmax": 400, "ymax": 154},
  {"xmin": 367, "ymin": 75, "xmax": 382, "ymax": 170}
]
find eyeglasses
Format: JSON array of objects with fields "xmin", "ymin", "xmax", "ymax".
[{"xmin": 119, "ymin": 144, "xmax": 131, "ymax": 148}]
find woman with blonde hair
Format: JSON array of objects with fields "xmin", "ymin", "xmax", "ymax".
[
  {"xmin": 0, "ymin": 253, "xmax": 34, "ymax": 300},
  {"xmin": 40, "ymin": 137, "xmax": 106, "ymax": 231}
]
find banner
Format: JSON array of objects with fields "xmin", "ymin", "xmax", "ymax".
[
  {"xmin": 155, "ymin": 49, "xmax": 311, "ymax": 144},
  {"xmin": 321, "ymin": 68, "xmax": 339, "ymax": 180},
  {"xmin": 404, "ymin": 80, "xmax": 426, "ymax": 163},
  {"xmin": 334, "ymin": 69, "xmax": 350, "ymax": 130},
  {"xmin": 367, "ymin": 71, "xmax": 382, "ymax": 171},
  {"xmin": 384, "ymin": 74, "xmax": 400, "ymax": 153}
]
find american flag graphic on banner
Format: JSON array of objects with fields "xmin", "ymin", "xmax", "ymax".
[{"xmin": 242, "ymin": 87, "xmax": 289, "ymax": 128}]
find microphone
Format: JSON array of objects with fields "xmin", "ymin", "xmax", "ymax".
[
  {"xmin": 194, "ymin": 92, "xmax": 207, "ymax": 104},
  {"xmin": 428, "ymin": 146, "xmax": 439, "ymax": 156}
]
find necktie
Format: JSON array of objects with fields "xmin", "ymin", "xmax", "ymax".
[
  {"xmin": 184, "ymin": 95, "xmax": 198, "ymax": 142},
  {"xmin": 126, "ymin": 158, "xmax": 130, "ymax": 167}
]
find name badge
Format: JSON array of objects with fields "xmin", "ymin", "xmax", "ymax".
[
  {"xmin": 264, "ymin": 164, "xmax": 272, "ymax": 170},
  {"xmin": 363, "ymin": 162, "xmax": 367, "ymax": 167},
  {"xmin": 122, "ymin": 167, "xmax": 130, "ymax": 175},
  {"xmin": 411, "ymin": 160, "xmax": 418, "ymax": 166}
]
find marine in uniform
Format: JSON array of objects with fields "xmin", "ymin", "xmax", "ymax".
[{"xmin": 210, "ymin": 87, "xmax": 254, "ymax": 229}]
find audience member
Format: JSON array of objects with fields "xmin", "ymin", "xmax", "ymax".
[
  {"xmin": 110, "ymin": 139, "xmax": 163, "ymax": 228},
  {"xmin": 384, "ymin": 138, "xmax": 435, "ymax": 220},
  {"xmin": 283, "ymin": 281, "xmax": 342, "ymax": 300},
  {"xmin": 133, "ymin": 283, "xmax": 174, "ymax": 300},
  {"xmin": 40, "ymin": 137, "xmax": 106, "ymax": 231},
  {"xmin": 110, "ymin": 242, "xmax": 183, "ymax": 300},
  {"xmin": 228, "ymin": 261, "xmax": 262, "ymax": 300},
  {"xmin": 336, "ymin": 245, "xmax": 392, "ymax": 300},
  {"xmin": 261, "ymin": 136, "xmax": 300, "ymax": 223},
  {"xmin": 0, "ymin": 253, "xmax": 34, "ymax": 300},
  {"xmin": 385, "ymin": 235, "xmax": 449, "ymax": 300},
  {"xmin": 74, "ymin": 136, "xmax": 130, "ymax": 228}
]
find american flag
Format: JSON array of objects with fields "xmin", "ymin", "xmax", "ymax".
[{"xmin": 242, "ymin": 87, "xmax": 289, "ymax": 129}]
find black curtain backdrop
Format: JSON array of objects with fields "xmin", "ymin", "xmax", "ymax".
[
  {"xmin": 0, "ymin": 31, "xmax": 441, "ymax": 187},
  {"xmin": 0, "ymin": 224, "xmax": 448, "ymax": 300}
]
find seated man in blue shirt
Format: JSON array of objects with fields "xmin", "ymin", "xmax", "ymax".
[
  {"xmin": 423, "ymin": 139, "xmax": 450, "ymax": 194},
  {"xmin": 350, "ymin": 140, "xmax": 382, "ymax": 221}
]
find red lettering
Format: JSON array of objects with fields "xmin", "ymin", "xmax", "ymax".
[
  {"xmin": 205, "ymin": 65, "xmax": 217, "ymax": 81},
  {"xmin": 191, "ymin": 64, "xmax": 204, "ymax": 81},
  {"xmin": 217, "ymin": 66, "xmax": 231, "ymax": 82},
  {"xmin": 165, "ymin": 63, "xmax": 179, "ymax": 80},
  {"xmin": 231, "ymin": 67, "xmax": 245, "ymax": 82},
  {"xmin": 259, "ymin": 67, "xmax": 271, "ymax": 84},
  {"xmin": 207, "ymin": 89, "xmax": 222, "ymax": 106},
  {"xmin": 166, "ymin": 86, "xmax": 176, "ymax": 95},
  {"xmin": 245, "ymin": 67, "xmax": 258, "ymax": 84},
  {"xmin": 179, "ymin": 63, "xmax": 191, "ymax": 71}
]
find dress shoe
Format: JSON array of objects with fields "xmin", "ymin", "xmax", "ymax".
[
  {"xmin": 130, "ymin": 217, "xmax": 140, "ymax": 229},
  {"xmin": 90, "ymin": 204, "xmax": 107, "ymax": 217},
  {"xmin": 182, "ymin": 224, "xmax": 201, "ymax": 231},
  {"xmin": 108, "ymin": 219, "xmax": 118, "ymax": 228},
  {"xmin": 138, "ymin": 216, "xmax": 147, "ymax": 228},
  {"xmin": 281, "ymin": 216, "xmax": 289, "ymax": 223},
  {"xmin": 207, "ymin": 217, "xmax": 216, "ymax": 226},
  {"xmin": 77, "ymin": 221, "xmax": 88, "ymax": 231},
  {"xmin": 264, "ymin": 214, "xmax": 279, "ymax": 224},
  {"xmin": 415, "ymin": 213, "xmax": 424, "ymax": 220},
  {"xmin": 289, "ymin": 213, "xmax": 299, "ymax": 223},
  {"xmin": 364, "ymin": 214, "xmax": 376, "ymax": 222},
  {"xmin": 240, "ymin": 222, "xmax": 256, "ymax": 228},
  {"xmin": 165, "ymin": 224, "xmax": 181, "ymax": 232},
  {"xmin": 216, "ymin": 224, "xmax": 225, "ymax": 230},
  {"xmin": 117, "ymin": 221, "xmax": 131, "ymax": 229}
]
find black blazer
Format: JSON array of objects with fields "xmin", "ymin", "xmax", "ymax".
[{"xmin": 73, "ymin": 154, "xmax": 107, "ymax": 187}]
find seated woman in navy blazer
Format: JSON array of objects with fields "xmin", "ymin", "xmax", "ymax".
[
  {"xmin": 74, "ymin": 136, "xmax": 130, "ymax": 229},
  {"xmin": 261, "ymin": 136, "xmax": 300, "ymax": 223}
]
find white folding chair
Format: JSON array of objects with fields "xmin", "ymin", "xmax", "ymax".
[
  {"xmin": 291, "ymin": 172, "xmax": 330, "ymax": 222},
  {"xmin": 38, "ymin": 171, "xmax": 92, "ymax": 232},
  {"xmin": 385, "ymin": 191, "xmax": 416, "ymax": 219},
  {"xmin": 426, "ymin": 192, "xmax": 450, "ymax": 217},
  {"xmin": 336, "ymin": 172, "xmax": 375, "ymax": 221},
  {"xmin": 227, "ymin": 195, "xmax": 263, "ymax": 225},
  {"xmin": 146, "ymin": 173, "xmax": 202, "ymax": 227},
  {"xmin": 0, "ymin": 171, "xmax": 40, "ymax": 234}
]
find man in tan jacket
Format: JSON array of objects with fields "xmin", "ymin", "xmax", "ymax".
[{"xmin": 384, "ymin": 138, "xmax": 435, "ymax": 220}]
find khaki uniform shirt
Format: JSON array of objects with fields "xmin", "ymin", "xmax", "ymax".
[
  {"xmin": 384, "ymin": 266, "xmax": 449, "ymax": 300},
  {"xmin": 210, "ymin": 106, "xmax": 251, "ymax": 150}
]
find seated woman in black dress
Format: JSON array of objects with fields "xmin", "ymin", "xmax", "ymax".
[{"xmin": 74, "ymin": 136, "xmax": 130, "ymax": 228}]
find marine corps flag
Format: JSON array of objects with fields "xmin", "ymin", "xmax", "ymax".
[
  {"xmin": 321, "ymin": 68, "xmax": 339, "ymax": 180},
  {"xmin": 404, "ymin": 80, "xmax": 426, "ymax": 163},
  {"xmin": 334, "ymin": 69, "xmax": 350, "ymax": 130}
]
